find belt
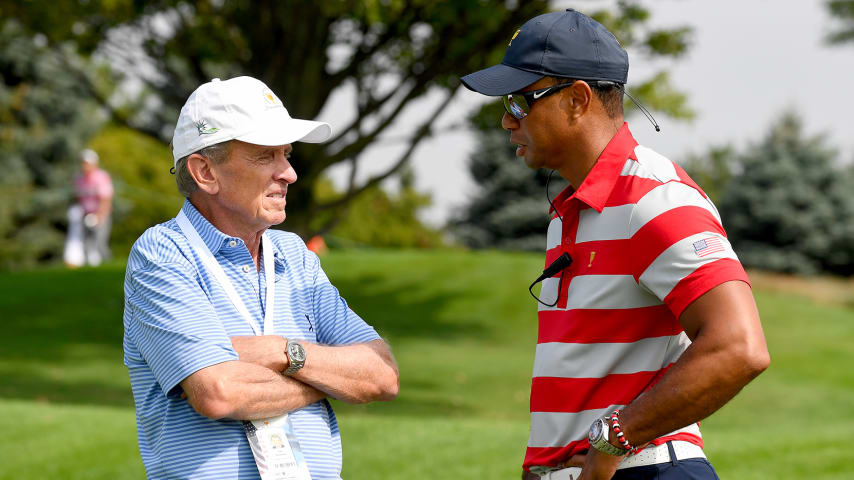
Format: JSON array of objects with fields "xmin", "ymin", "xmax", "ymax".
[{"xmin": 537, "ymin": 441, "xmax": 707, "ymax": 480}]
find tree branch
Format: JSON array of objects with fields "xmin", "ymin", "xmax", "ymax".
[
  {"xmin": 51, "ymin": 48, "xmax": 163, "ymax": 141},
  {"xmin": 315, "ymin": 86, "xmax": 458, "ymax": 212},
  {"xmin": 327, "ymin": 6, "xmax": 423, "ymax": 85},
  {"xmin": 322, "ymin": 76, "xmax": 431, "ymax": 168}
]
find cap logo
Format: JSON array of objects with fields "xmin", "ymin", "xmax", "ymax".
[
  {"xmin": 262, "ymin": 88, "xmax": 281, "ymax": 108},
  {"xmin": 509, "ymin": 29, "xmax": 521, "ymax": 46},
  {"xmin": 194, "ymin": 120, "xmax": 219, "ymax": 135}
]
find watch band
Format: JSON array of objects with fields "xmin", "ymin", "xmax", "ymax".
[{"xmin": 589, "ymin": 417, "xmax": 627, "ymax": 456}]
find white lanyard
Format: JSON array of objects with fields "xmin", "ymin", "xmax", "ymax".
[{"xmin": 177, "ymin": 210, "xmax": 275, "ymax": 336}]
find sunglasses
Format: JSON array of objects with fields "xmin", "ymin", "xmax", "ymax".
[{"xmin": 503, "ymin": 81, "xmax": 577, "ymax": 120}]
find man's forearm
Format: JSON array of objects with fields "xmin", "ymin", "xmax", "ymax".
[
  {"xmin": 182, "ymin": 360, "xmax": 325, "ymax": 420},
  {"xmin": 617, "ymin": 281, "xmax": 769, "ymax": 446},
  {"xmin": 292, "ymin": 339, "xmax": 399, "ymax": 404},
  {"xmin": 231, "ymin": 336, "xmax": 399, "ymax": 404},
  {"xmin": 618, "ymin": 336, "xmax": 765, "ymax": 445}
]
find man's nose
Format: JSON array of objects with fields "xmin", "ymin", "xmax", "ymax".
[
  {"xmin": 279, "ymin": 164, "xmax": 297, "ymax": 184},
  {"xmin": 276, "ymin": 154, "xmax": 298, "ymax": 184},
  {"xmin": 501, "ymin": 111, "xmax": 519, "ymax": 131}
]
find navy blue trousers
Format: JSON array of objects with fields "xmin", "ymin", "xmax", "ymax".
[{"xmin": 613, "ymin": 443, "xmax": 720, "ymax": 480}]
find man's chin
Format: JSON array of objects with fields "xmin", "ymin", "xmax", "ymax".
[
  {"xmin": 262, "ymin": 211, "xmax": 287, "ymax": 227},
  {"xmin": 523, "ymin": 155, "xmax": 540, "ymax": 170}
]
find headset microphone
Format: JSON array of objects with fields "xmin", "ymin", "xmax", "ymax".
[
  {"xmin": 529, "ymin": 252, "xmax": 573, "ymax": 307},
  {"xmin": 595, "ymin": 81, "xmax": 661, "ymax": 133}
]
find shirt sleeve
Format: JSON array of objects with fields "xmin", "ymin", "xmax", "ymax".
[
  {"xmin": 629, "ymin": 181, "xmax": 751, "ymax": 318},
  {"xmin": 125, "ymin": 259, "xmax": 238, "ymax": 396},
  {"xmin": 306, "ymin": 250, "xmax": 380, "ymax": 346}
]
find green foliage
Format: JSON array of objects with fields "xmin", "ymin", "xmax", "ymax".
[
  {"xmin": 87, "ymin": 126, "xmax": 184, "ymax": 256},
  {"xmin": 4, "ymin": 0, "xmax": 551, "ymax": 238},
  {"xmin": 0, "ymin": 20, "xmax": 103, "ymax": 270},
  {"xmin": 313, "ymin": 170, "xmax": 443, "ymax": 249},
  {"xmin": 718, "ymin": 112, "xmax": 854, "ymax": 275},
  {"xmin": 680, "ymin": 144, "xmax": 736, "ymax": 204},
  {"xmin": 456, "ymin": 3, "xmax": 693, "ymax": 250},
  {"xmin": 2, "ymin": 252, "xmax": 854, "ymax": 478},
  {"xmin": 826, "ymin": 0, "xmax": 854, "ymax": 44}
]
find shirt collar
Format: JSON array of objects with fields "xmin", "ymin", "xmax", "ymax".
[
  {"xmin": 552, "ymin": 122, "xmax": 638, "ymax": 214},
  {"xmin": 180, "ymin": 200, "xmax": 237, "ymax": 256},
  {"xmin": 179, "ymin": 200, "xmax": 287, "ymax": 267}
]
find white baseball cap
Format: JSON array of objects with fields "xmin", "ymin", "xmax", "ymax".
[
  {"xmin": 171, "ymin": 76, "xmax": 332, "ymax": 165},
  {"xmin": 81, "ymin": 148, "xmax": 99, "ymax": 165}
]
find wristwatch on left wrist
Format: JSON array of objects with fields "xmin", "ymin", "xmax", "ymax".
[
  {"xmin": 588, "ymin": 417, "xmax": 628, "ymax": 456},
  {"xmin": 283, "ymin": 340, "xmax": 306, "ymax": 376}
]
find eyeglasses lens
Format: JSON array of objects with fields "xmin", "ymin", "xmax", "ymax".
[{"xmin": 504, "ymin": 94, "xmax": 528, "ymax": 119}]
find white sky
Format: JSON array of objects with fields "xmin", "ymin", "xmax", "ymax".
[{"xmin": 322, "ymin": 0, "xmax": 854, "ymax": 226}]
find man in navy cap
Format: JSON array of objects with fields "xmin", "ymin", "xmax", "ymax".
[{"xmin": 461, "ymin": 9, "xmax": 769, "ymax": 480}]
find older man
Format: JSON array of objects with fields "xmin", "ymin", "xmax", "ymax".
[
  {"xmin": 123, "ymin": 76, "xmax": 399, "ymax": 480},
  {"xmin": 461, "ymin": 9, "xmax": 769, "ymax": 480}
]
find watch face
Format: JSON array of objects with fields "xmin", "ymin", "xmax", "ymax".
[
  {"xmin": 588, "ymin": 419, "xmax": 602, "ymax": 443},
  {"xmin": 289, "ymin": 343, "xmax": 306, "ymax": 362}
]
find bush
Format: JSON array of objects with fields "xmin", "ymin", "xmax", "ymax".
[{"xmin": 312, "ymin": 170, "xmax": 444, "ymax": 249}]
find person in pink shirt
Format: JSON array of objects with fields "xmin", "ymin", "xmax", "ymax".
[{"xmin": 64, "ymin": 149, "xmax": 113, "ymax": 267}]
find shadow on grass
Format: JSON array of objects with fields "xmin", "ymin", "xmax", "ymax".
[
  {"xmin": 0, "ymin": 372, "xmax": 134, "ymax": 408},
  {"xmin": 332, "ymin": 391, "xmax": 478, "ymax": 419},
  {"xmin": 1, "ymin": 267, "xmax": 132, "ymax": 407},
  {"xmin": 0, "ymin": 262, "xmax": 490, "ymax": 412},
  {"xmin": 331, "ymin": 272, "xmax": 487, "ymax": 341}
]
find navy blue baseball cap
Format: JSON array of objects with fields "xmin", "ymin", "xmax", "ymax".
[{"xmin": 461, "ymin": 9, "xmax": 629, "ymax": 96}]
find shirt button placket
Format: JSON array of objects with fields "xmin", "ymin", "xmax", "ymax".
[{"xmin": 242, "ymin": 265, "xmax": 251, "ymax": 273}]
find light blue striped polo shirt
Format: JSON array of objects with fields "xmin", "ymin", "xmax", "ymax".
[{"xmin": 123, "ymin": 200, "xmax": 380, "ymax": 479}]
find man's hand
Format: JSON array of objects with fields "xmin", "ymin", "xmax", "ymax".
[
  {"xmin": 231, "ymin": 335, "xmax": 288, "ymax": 372},
  {"xmin": 574, "ymin": 449, "xmax": 623, "ymax": 480},
  {"xmin": 519, "ymin": 448, "xmax": 624, "ymax": 480}
]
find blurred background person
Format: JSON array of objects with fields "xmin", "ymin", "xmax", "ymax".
[{"xmin": 63, "ymin": 148, "xmax": 113, "ymax": 267}]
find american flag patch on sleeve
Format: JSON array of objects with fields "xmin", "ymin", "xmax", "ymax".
[{"xmin": 693, "ymin": 237, "xmax": 725, "ymax": 257}]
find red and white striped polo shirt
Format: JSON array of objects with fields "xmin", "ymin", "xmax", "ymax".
[{"xmin": 524, "ymin": 123, "xmax": 750, "ymax": 471}]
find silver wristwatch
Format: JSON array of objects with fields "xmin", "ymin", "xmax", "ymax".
[
  {"xmin": 283, "ymin": 340, "xmax": 306, "ymax": 376},
  {"xmin": 588, "ymin": 417, "xmax": 627, "ymax": 456}
]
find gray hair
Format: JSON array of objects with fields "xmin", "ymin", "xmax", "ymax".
[{"xmin": 175, "ymin": 140, "xmax": 233, "ymax": 198}]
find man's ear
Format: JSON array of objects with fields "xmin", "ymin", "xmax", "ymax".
[
  {"xmin": 564, "ymin": 80, "xmax": 593, "ymax": 121},
  {"xmin": 186, "ymin": 153, "xmax": 219, "ymax": 195}
]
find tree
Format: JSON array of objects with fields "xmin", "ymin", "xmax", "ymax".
[
  {"xmin": 718, "ymin": 112, "xmax": 854, "ymax": 276},
  {"xmin": 0, "ymin": 20, "xmax": 103, "ymax": 269},
  {"xmin": 2, "ymin": 0, "xmax": 551, "ymax": 237},
  {"xmin": 826, "ymin": 0, "xmax": 854, "ymax": 44},
  {"xmin": 454, "ymin": 1, "xmax": 694, "ymax": 250}
]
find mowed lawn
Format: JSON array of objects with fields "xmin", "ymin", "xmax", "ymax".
[{"xmin": 1, "ymin": 250, "xmax": 852, "ymax": 479}]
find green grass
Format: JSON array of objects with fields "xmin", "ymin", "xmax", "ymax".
[{"xmin": 1, "ymin": 250, "xmax": 852, "ymax": 479}]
